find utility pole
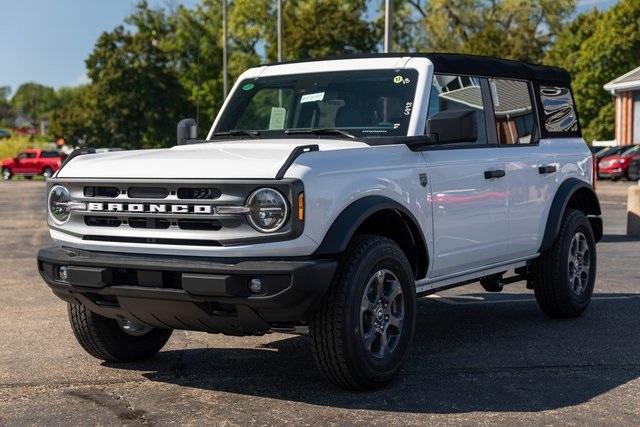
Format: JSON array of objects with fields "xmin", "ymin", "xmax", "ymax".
[
  {"xmin": 277, "ymin": 0, "xmax": 283, "ymax": 62},
  {"xmin": 384, "ymin": 0, "xmax": 393, "ymax": 53},
  {"xmin": 222, "ymin": 0, "xmax": 228, "ymax": 98}
]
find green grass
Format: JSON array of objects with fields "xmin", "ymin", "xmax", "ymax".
[
  {"xmin": 0, "ymin": 137, "xmax": 51, "ymax": 161},
  {"xmin": 0, "ymin": 137, "xmax": 31, "ymax": 160}
]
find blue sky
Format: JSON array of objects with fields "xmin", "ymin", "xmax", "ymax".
[{"xmin": 0, "ymin": 0, "xmax": 617, "ymax": 97}]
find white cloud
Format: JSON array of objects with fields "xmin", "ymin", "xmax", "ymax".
[{"xmin": 70, "ymin": 73, "xmax": 90, "ymax": 87}]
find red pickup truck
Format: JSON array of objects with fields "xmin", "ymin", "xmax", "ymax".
[{"xmin": 1, "ymin": 149, "xmax": 64, "ymax": 180}]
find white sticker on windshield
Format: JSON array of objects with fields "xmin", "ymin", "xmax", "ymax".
[
  {"xmin": 300, "ymin": 92, "xmax": 325, "ymax": 103},
  {"xmin": 269, "ymin": 107, "xmax": 286, "ymax": 130}
]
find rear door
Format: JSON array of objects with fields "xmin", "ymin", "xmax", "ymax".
[
  {"xmin": 422, "ymin": 74, "xmax": 510, "ymax": 278},
  {"xmin": 487, "ymin": 78, "xmax": 554, "ymax": 258}
]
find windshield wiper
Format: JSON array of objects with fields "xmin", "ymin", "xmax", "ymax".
[
  {"xmin": 284, "ymin": 128, "xmax": 357, "ymax": 139},
  {"xmin": 212, "ymin": 130, "xmax": 260, "ymax": 139}
]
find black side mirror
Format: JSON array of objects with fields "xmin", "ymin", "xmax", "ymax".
[
  {"xmin": 426, "ymin": 109, "xmax": 478, "ymax": 144},
  {"xmin": 177, "ymin": 118, "xmax": 197, "ymax": 145}
]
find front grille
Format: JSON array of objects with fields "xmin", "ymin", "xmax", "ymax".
[
  {"xmin": 177, "ymin": 219, "xmax": 222, "ymax": 230},
  {"xmin": 85, "ymin": 216, "xmax": 122, "ymax": 227},
  {"xmin": 177, "ymin": 187, "xmax": 222, "ymax": 199},
  {"xmin": 52, "ymin": 179, "xmax": 299, "ymax": 247},
  {"xmin": 128, "ymin": 186, "xmax": 170, "ymax": 199},
  {"xmin": 129, "ymin": 218, "xmax": 171, "ymax": 229},
  {"xmin": 84, "ymin": 186, "xmax": 120, "ymax": 198}
]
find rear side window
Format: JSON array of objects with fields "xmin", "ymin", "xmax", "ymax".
[
  {"xmin": 427, "ymin": 74, "xmax": 488, "ymax": 144},
  {"xmin": 41, "ymin": 151, "xmax": 60, "ymax": 158},
  {"xmin": 489, "ymin": 78, "xmax": 536, "ymax": 144},
  {"xmin": 539, "ymin": 86, "xmax": 579, "ymax": 133}
]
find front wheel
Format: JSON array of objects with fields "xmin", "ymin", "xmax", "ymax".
[
  {"xmin": 68, "ymin": 303, "xmax": 173, "ymax": 362},
  {"xmin": 533, "ymin": 209, "xmax": 596, "ymax": 318},
  {"xmin": 310, "ymin": 235, "xmax": 416, "ymax": 390},
  {"xmin": 2, "ymin": 168, "xmax": 12, "ymax": 180}
]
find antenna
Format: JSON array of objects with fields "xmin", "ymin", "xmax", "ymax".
[{"xmin": 196, "ymin": 28, "xmax": 200, "ymax": 130}]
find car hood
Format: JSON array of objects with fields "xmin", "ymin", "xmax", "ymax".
[{"xmin": 56, "ymin": 139, "xmax": 369, "ymax": 179}]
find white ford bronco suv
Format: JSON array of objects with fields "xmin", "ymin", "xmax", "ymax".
[{"xmin": 38, "ymin": 53, "xmax": 602, "ymax": 390}]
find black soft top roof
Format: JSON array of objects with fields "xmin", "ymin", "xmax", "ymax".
[{"xmin": 267, "ymin": 52, "xmax": 571, "ymax": 85}]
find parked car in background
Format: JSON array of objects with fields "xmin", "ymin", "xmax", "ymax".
[
  {"xmin": 598, "ymin": 145, "xmax": 640, "ymax": 180},
  {"xmin": 0, "ymin": 129, "xmax": 11, "ymax": 139},
  {"xmin": 1, "ymin": 149, "xmax": 64, "ymax": 180},
  {"xmin": 628, "ymin": 157, "xmax": 640, "ymax": 181}
]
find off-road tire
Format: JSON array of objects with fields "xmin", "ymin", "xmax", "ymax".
[
  {"xmin": 68, "ymin": 303, "xmax": 173, "ymax": 362},
  {"xmin": 533, "ymin": 209, "xmax": 596, "ymax": 318},
  {"xmin": 310, "ymin": 235, "xmax": 416, "ymax": 390}
]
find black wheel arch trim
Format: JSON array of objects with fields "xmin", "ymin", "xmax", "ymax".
[
  {"xmin": 314, "ymin": 195, "xmax": 428, "ymax": 279},
  {"xmin": 539, "ymin": 178, "xmax": 602, "ymax": 253}
]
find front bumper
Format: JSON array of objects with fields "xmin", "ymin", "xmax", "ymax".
[
  {"xmin": 38, "ymin": 246, "xmax": 337, "ymax": 336},
  {"xmin": 598, "ymin": 167, "xmax": 624, "ymax": 178}
]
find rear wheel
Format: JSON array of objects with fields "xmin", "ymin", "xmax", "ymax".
[
  {"xmin": 533, "ymin": 209, "xmax": 596, "ymax": 318},
  {"xmin": 310, "ymin": 235, "xmax": 416, "ymax": 390},
  {"xmin": 42, "ymin": 167, "xmax": 53, "ymax": 179},
  {"xmin": 68, "ymin": 303, "xmax": 172, "ymax": 362},
  {"xmin": 2, "ymin": 168, "xmax": 12, "ymax": 180}
]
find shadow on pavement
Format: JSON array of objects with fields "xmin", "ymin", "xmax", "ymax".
[{"xmin": 110, "ymin": 292, "xmax": 640, "ymax": 414}]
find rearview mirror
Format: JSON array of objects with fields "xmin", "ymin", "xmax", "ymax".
[
  {"xmin": 177, "ymin": 118, "xmax": 197, "ymax": 145},
  {"xmin": 426, "ymin": 109, "xmax": 478, "ymax": 144}
]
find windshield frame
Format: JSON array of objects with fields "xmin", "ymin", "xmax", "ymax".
[
  {"xmin": 211, "ymin": 68, "xmax": 419, "ymax": 140},
  {"xmin": 208, "ymin": 62, "xmax": 431, "ymax": 144}
]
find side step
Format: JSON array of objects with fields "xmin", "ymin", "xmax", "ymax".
[{"xmin": 479, "ymin": 267, "xmax": 531, "ymax": 292}]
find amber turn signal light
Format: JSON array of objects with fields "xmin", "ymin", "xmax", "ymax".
[{"xmin": 298, "ymin": 193, "xmax": 304, "ymax": 221}]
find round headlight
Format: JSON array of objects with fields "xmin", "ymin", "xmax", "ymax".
[
  {"xmin": 246, "ymin": 188, "xmax": 289, "ymax": 233},
  {"xmin": 49, "ymin": 185, "xmax": 72, "ymax": 224}
]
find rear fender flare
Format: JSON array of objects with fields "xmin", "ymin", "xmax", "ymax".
[{"xmin": 539, "ymin": 178, "xmax": 602, "ymax": 253}]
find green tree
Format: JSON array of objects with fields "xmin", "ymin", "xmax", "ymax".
[
  {"xmin": 546, "ymin": 0, "xmax": 640, "ymax": 142},
  {"xmin": 49, "ymin": 85, "xmax": 98, "ymax": 146},
  {"xmin": 10, "ymin": 82, "xmax": 58, "ymax": 123},
  {"xmin": 230, "ymin": 0, "xmax": 377, "ymax": 62},
  {"xmin": 0, "ymin": 86, "xmax": 11, "ymax": 128},
  {"xmin": 84, "ymin": 1, "xmax": 191, "ymax": 148},
  {"xmin": 409, "ymin": 0, "xmax": 575, "ymax": 63}
]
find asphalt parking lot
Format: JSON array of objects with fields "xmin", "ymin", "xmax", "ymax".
[{"xmin": 1, "ymin": 179, "xmax": 639, "ymax": 425}]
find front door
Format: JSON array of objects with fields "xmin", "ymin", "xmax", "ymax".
[{"xmin": 423, "ymin": 74, "xmax": 509, "ymax": 278}]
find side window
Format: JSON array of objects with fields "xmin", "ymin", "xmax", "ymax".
[
  {"xmin": 41, "ymin": 151, "xmax": 60, "ymax": 158},
  {"xmin": 489, "ymin": 78, "xmax": 536, "ymax": 144},
  {"xmin": 427, "ymin": 74, "xmax": 487, "ymax": 144},
  {"xmin": 539, "ymin": 86, "xmax": 579, "ymax": 133}
]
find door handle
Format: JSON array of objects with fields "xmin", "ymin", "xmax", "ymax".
[
  {"xmin": 484, "ymin": 169, "xmax": 506, "ymax": 179},
  {"xmin": 539, "ymin": 165, "xmax": 557, "ymax": 174}
]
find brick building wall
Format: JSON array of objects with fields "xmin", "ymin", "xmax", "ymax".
[{"xmin": 615, "ymin": 92, "xmax": 634, "ymax": 145}]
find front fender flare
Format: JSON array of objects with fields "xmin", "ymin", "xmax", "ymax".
[{"xmin": 313, "ymin": 195, "xmax": 428, "ymax": 263}]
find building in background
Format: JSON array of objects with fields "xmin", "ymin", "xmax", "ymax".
[{"xmin": 604, "ymin": 66, "xmax": 640, "ymax": 145}]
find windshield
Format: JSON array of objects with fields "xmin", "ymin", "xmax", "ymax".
[
  {"xmin": 213, "ymin": 69, "xmax": 419, "ymax": 139},
  {"xmin": 622, "ymin": 145, "xmax": 640, "ymax": 155},
  {"xmin": 596, "ymin": 146, "xmax": 619, "ymax": 157}
]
